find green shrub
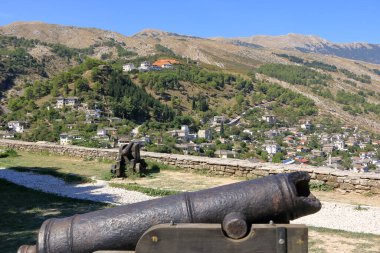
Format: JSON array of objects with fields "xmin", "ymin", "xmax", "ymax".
[
  {"xmin": 0, "ymin": 149, "xmax": 18, "ymax": 158},
  {"xmin": 100, "ymin": 171, "xmax": 116, "ymax": 181},
  {"xmin": 309, "ymin": 181, "xmax": 334, "ymax": 191}
]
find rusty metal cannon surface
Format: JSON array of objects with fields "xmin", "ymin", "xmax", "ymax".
[{"xmin": 18, "ymin": 171, "xmax": 321, "ymax": 253}]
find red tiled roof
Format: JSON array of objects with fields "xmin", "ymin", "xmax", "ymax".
[{"xmin": 152, "ymin": 59, "xmax": 180, "ymax": 66}]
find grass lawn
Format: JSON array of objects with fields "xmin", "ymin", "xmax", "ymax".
[
  {"xmin": 0, "ymin": 151, "xmax": 112, "ymax": 181},
  {"xmin": 1, "ymin": 151, "xmax": 380, "ymax": 253},
  {"xmin": 0, "ymin": 179, "xmax": 108, "ymax": 253},
  {"xmin": 309, "ymin": 227, "xmax": 380, "ymax": 253}
]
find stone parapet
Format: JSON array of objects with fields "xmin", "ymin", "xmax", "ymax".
[{"xmin": 0, "ymin": 139, "xmax": 379, "ymax": 194}]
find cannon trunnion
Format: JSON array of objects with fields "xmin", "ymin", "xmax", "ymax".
[{"xmin": 18, "ymin": 172, "xmax": 321, "ymax": 253}]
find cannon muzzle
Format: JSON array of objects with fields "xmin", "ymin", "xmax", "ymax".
[{"xmin": 18, "ymin": 171, "xmax": 321, "ymax": 253}]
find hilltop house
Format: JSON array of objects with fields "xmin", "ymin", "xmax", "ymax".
[
  {"xmin": 198, "ymin": 129, "xmax": 212, "ymax": 140},
  {"xmin": 59, "ymin": 133, "xmax": 71, "ymax": 145},
  {"xmin": 56, "ymin": 96, "xmax": 79, "ymax": 108},
  {"xmin": 311, "ymin": 149, "xmax": 324, "ymax": 157},
  {"xmin": 322, "ymin": 143, "xmax": 335, "ymax": 153},
  {"xmin": 122, "ymin": 63, "xmax": 136, "ymax": 72},
  {"xmin": 138, "ymin": 61, "xmax": 152, "ymax": 71},
  {"xmin": 117, "ymin": 137, "xmax": 131, "ymax": 147},
  {"xmin": 59, "ymin": 131, "xmax": 81, "ymax": 145},
  {"xmin": 212, "ymin": 116, "xmax": 227, "ymax": 126},
  {"xmin": 0, "ymin": 130, "xmax": 14, "ymax": 139},
  {"xmin": 334, "ymin": 140, "xmax": 345, "ymax": 151},
  {"xmin": 300, "ymin": 120, "xmax": 312, "ymax": 130},
  {"xmin": 262, "ymin": 114, "xmax": 276, "ymax": 124},
  {"xmin": 175, "ymin": 143, "xmax": 200, "ymax": 155},
  {"xmin": 97, "ymin": 127, "xmax": 117, "ymax": 138},
  {"xmin": 264, "ymin": 141, "xmax": 280, "ymax": 154},
  {"xmin": 168, "ymin": 125, "xmax": 196, "ymax": 142},
  {"xmin": 152, "ymin": 59, "xmax": 179, "ymax": 69},
  {"xmin": 265, "ymin": 129, "xmax": 280, "ymax": 138},
  {"xmin": 85, "ymin": 109, "xmax": 101, "ymax": 122},
  {"xmin": 8, "ymin": 121, "xmax": 27, "ymax": 133},
  {"xmin": 243, "ymin": 129, "xmax": 254, "ymax": 136},
  {"xmin": 214, "ymin": 149, "xmax": 237, "ymax": 159},
  {"xmin": 108, "ymin": 117, "xmax": 122, "ymax": 124}
]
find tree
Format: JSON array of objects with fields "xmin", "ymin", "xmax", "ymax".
[
  {"xmin": 63, "ymin": 83, "xmax": 69, "ymax": 95},
  {"xmin": 24, "ymin": 87, "xmax": 34, "ymax": 99},
  {"xmin": 75, "ymin": 78, "xmax": 89, "ymax": 92},
  {"xmin": 272, "ymin": 152, "xmax": 284, "ymax": 163},
  {"xmin": 342, "ymin": 156, "xmax": 352, "ymax": 169}
]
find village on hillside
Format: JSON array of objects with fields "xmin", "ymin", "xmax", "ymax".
[{"xmin": 1, "ymin": 57, "xmax": 380, "ymax": 175}]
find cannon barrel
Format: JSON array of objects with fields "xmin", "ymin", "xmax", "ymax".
[{"xmin": 18, "ymin": 171, "xmax": 321, "ymax": 253}]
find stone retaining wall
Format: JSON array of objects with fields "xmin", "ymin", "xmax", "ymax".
[{"xmin": 1, "ymin": 139, "xmax": 379, "ymax": 194}]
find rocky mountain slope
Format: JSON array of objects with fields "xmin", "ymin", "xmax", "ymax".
[{"xmin": 218, "ymin": 33, "xmax": 380, "ymax": 64}]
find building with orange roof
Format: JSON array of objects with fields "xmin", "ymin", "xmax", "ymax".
[{"xmin": 152, "ymin": 59, "xmax": 180, "ymax": 69}]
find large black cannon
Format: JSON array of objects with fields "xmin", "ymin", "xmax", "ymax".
[{"xmin": 18, "ymin": 172, "xmax": 321, "ymax": 253}]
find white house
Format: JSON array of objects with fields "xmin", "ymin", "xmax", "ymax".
[
  {"xmin": 212, "ymin": 116, "xmax": 227, "ymax": 126},
  {"xmin": 108, "ymin": 117, "xmax": 122, "ymax": 124},
  {"xmin": 97, "ymin": 127, "xmax": 117, "ymax": 138},
  {"xmin": 334, "ymin": 140, "xmax": 345, "ymax": 151},
  {"xmin": 56, "ymin": 97, "xmax": 65, "ymax": 108},
  {"xmin": 262, "ymin": 114, "xmax": 276, "ymax": 124},
  {"xmin": 265, "ymin": 129, "xmax": 280, "ymax": 138},
  {"xmin": 86, "ymin": 109, "xmax": 101, "ymax": 121},
  {"xmin": 198, "ymin": 129, "xmax": 212, "ymax": 140},
  {"xmin": 8, "ymin": 121, "xmax": 26, "ymax": 133},
  {"xmin": 161, "ymin": 63, "xmax": 173, "ymax": 69},
  {"xmin": 138, "ymin": 61, "xmax": 151, "ymax": 71},
  {"xmin": 66, "ymin": 97, "xmax": 79, "ymax": 107},
  {"xmin": 175, "ymin": 143, "xmax": 200, "ymax": 155},
  {"xmin": 117, "ymin": 137, "xmax": 131, "ymax": 147},
  {"xmin": 301, "ymin": 121, "xmax": 312, "ymax": 130},
  {"xmin": 264, "ymin": 141, "xmax": 280, "ymax": 154},
  {"xmin": 122, "ymin": 63, "xmax": 135, "ymax": 72},
  {"xmin": 243, "ymin": 129, "xmax": 254, "ymax": 136},
  {"xmin": 59, "ymin": 133, "xmax": 72, "ymax": 145},
  {"xmin": 56, "ymin": 97, "xmax": 79, "ymax": 108},
  {"xmin": 140, "ymin": 136, "xmax": 151, "ymax": 145},
  {"xmin": 181, "ymin": 125, "xmax": 189, "ymax": 135},
  {"xmin": 0, "ymin": 130, "xmax": 14, "ymax": 139},
  {"xmin": 214, "ymin": 149, "xmax": 237, "ymax": 159}
]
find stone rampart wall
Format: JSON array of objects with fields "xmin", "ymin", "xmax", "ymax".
[{"xmin": 1, "ymin": 139, "xmax": 379, "ymax": 194}]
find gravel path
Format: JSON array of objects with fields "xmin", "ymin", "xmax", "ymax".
[
  {"xmin": 0, "ymin": 168, "xmax": 154, "ymax": 205},
  {"xmin": 1, "ymin": 168, "xmax": 379, "ymax": 235},
  {"xmin": 293, "ymin": 202, "xmax": 380, "ymax": 235}
]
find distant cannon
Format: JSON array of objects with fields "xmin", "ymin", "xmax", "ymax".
[
  {"xmin": 110, "ymin": 142, "xmax": 146, "ymax": 177},
  {"xmin": 18, "ymin": 172, "xmax": 321, "ymax": 253}
]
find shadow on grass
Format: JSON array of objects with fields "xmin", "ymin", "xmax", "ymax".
[
  {"xmin": 0, "ymin": 167, "xmax": 122, "ymax": 204},
  {"xmin": 0, "ymin": 179, "xmax": 108, "ymax": 253},
  {"xmin": 7, "ymin": 166, "xmax": 92, "ymax": 184}
]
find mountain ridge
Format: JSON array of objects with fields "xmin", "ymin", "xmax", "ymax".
[
  {"xmin": 2, "ymin": 21, "xmax": 380, "ymax": 64},
  {"xmin": 219, "ymin": 33, "xmax": 380, "ymax": 64}
]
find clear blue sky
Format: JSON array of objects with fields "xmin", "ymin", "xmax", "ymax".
[{"xmin": 1, "ymin": 0, "xmax": 379, "ymax": 43}]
